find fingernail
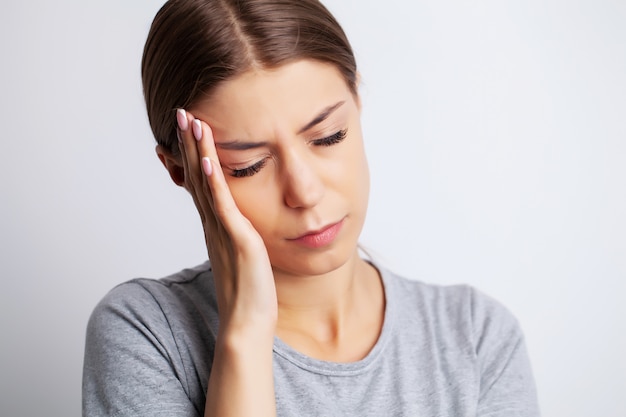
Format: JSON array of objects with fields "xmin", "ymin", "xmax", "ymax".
[
  {"xmin": 193, "ymin": 119, "xmax": 202, "ymax": 141},
  {"xmin": 176, "ymin": 109, "xmax": 188, "ymax": 131},
  {"xmin": 202, "ymin": 157, "xmax": 213, "ymax": 176}
]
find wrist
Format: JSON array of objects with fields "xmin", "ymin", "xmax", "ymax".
[{"xmin": 217, "ymin": 319, "xmax": 276, "ymax": 353}]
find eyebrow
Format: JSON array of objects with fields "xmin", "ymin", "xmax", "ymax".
[
  {"xmin": 215, "ymin": 100, "xmax": 346, "ymax": 151},
  {"xmin": 216, "ymin": 140, "xmax": 268, "ymax": 151},
  {"xmin": 297, "ymin": 100, "xmax": 345, "ymax": 134}
]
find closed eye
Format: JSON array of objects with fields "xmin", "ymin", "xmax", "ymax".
[
  {"xmin": 230, "ymin": 158, "xmax": 268, "ymax": 178},
  {"xmin": 311, "ymin": 129, "xmax": 347, "ymax": 147},
  {"xmin": 228, "ymin": 129, "xmax": 347, "ymax": 178}
]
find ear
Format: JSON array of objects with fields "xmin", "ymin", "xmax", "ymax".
[{"xmin": 155, "ymin": 145, "xmax": 185, "ymax": 187}]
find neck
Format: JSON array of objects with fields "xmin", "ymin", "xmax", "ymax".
[
  {"xmin": 273, "ymin": 252, "xmax": 384, "ymax": 361},
  {"xmin": 274, "ymin": 252, "xmax": 359, "ymax": 311}
]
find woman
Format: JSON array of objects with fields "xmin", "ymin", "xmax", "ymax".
[{"xmin": 83, "ymin": 0, "xmax": 540, "ymax": 416}]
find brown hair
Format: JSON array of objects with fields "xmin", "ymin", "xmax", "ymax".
[{"xmin": 141, "ymin": 0, "xmax": 358, "ymax": 154}]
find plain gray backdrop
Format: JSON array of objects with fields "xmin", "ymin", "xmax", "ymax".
[{"xmin": 1, "ymin": 0, "xmax": 625, "ymax": 416}]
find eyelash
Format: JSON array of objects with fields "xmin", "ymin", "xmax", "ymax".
[
  {"xmin": 311, "ymin": 129, "xmax": 348, "ymax": 147},
  {"xmin": 231, "ymin": 158, "xmax": 268, "ymax": 178},
  {"xmin": 229, "ymin": 129, "xmax": 348, "ymax": 178}
]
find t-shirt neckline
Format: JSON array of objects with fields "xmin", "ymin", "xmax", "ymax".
[{"xmin": 271, "ymin": 262, "xmax": 396, "ymax": 376}]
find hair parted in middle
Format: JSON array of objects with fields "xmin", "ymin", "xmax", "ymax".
[{"xmin": 141, "ymin": 0, "xmax": 358, "ymax": 155}]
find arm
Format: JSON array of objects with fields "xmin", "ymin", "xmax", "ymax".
[
  {"xmin": 477, "ymin": 336, "xmax": 540, "ymax": 417},
  {"xmin": 83, "ymin": 282, "xmax": 204, "ymax": 416},
  {"xmin": 206, "ymin": 324, "xmax": 275, "ymax": 416},
  {"xmin": 177, "ymin": 110, "xmax": 277, "ymax": 417},
  {"xmin": 472, "ymin": 289, "xmax": 541, "ymax": 417}
]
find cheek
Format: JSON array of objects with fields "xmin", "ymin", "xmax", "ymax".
[
  {"xmin": 351, "ymin": 146, "xmax": 370, "ymax": 212},
  {"xmin": 336, "ymin": 134, "xmax": 370, "ymax": 202},
  {"xmin": 342, "ymin": 142, "xmax": 370, "ymax": 226},
  {"xmin": 227, "ymin": 178, "xmax": 280, "ymax": 235}
]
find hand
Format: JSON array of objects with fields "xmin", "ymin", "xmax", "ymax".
[{"xmin": 176, "ymin": 109, "xmax": 277, "ymax": 333}]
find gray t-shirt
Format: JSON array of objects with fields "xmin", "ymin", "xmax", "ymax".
[{"xmin": 82, "ymin": 261, "xmax": 540, "ymax": 416}]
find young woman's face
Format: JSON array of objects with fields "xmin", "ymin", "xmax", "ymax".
[{"xmin": 190, "ymin": 60, "xmax": 369, "ymax": 277}]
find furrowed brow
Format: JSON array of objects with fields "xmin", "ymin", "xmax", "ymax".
[
  {"xmin": 297, "ymin": 101, "xmax": 345, "ymax": 134},
  {"xmin": 215, "ymin": 141, "xmax": 268, "ymax": 151},
  {"xmin": 215, "ymin": 101, "xmax": 346, "ymax": 149}
]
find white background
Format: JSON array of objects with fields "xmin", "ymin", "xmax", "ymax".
[{"xmin": 1, "ymin": 0, "xmax": 624, "ymax": 416}]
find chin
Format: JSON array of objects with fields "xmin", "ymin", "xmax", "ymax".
[{"xmin": 269, "ymin": 242, "xmax": 359, "ymax": 278}]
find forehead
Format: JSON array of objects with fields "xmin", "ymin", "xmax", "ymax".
[{"xmin": 191, "ymin": 60, "xmax": 355, "ymax": 137}]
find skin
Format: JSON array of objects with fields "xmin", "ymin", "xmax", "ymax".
[{"xmin": 157, "ymin": 59, "xmax": 384, "ymax": 416}]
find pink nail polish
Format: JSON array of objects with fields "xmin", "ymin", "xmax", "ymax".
[
  {"xmin": 202, "ymin": 157, "xmax": 213, "ymax": 176},
  {"xmin": 193, "ymin": 119, "xmax": 203, "ymax": 141},
  {"xmin": 176, "ymin": 109, "xmax": 188, "ymax": 131}
]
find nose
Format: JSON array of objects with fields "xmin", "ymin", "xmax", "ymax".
[{"xmin": 281, "ymin": 149, "xmax": 325, "ymax": 209}]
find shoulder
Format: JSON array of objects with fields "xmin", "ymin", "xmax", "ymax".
[
  {"xmin": 83, "ymin": 262, "xmax": 217, "ymax": 416},
  {"xmin": 86, "ymin": 261, "xmax": 217, "ymax": 348},
  {"xmin": 381, "ymin": 266, "xmax": 523, "ymax": 349},
  {"xmin": 381, "ymin": 267, "xmax": 539, "ymax": 414},
  {"xmin": 90, "ymin": 261, "xmax": 214, "ymax": 315}
]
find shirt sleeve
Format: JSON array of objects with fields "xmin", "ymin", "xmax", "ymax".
[
  {"xmin": 82, "ymin": 282, "xmax": 202, "ymax": 417},
  {"xmin": 471, "ymin": 288, "xmax": 541, "ymax": 417}
]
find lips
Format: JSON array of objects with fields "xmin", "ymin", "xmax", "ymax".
[{"xmin": 289, "ymin": 218, "xmax": 344, "ymax": 248}]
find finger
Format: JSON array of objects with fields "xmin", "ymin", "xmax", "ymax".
[
  {"xmin": 193, "ymin": 120, "xmax": 239, "ymax": 219},
  {"xmin": 178, "ymin": 109, "xmax": 203, "ymax": 187},
  {"xmin": 178, "ymin": 110, "xmax": 214, "ymax": 204},
  {"xmin": 176, "ymin": 109, "xmax": 193, "ymax": 184},
  {"xmin": 177, "ymin": 109, "xmax": 216, "ymax": 230},
  {"xmin": 194, "ymin": 119, "xmax": 260, "ymax": 248}
]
